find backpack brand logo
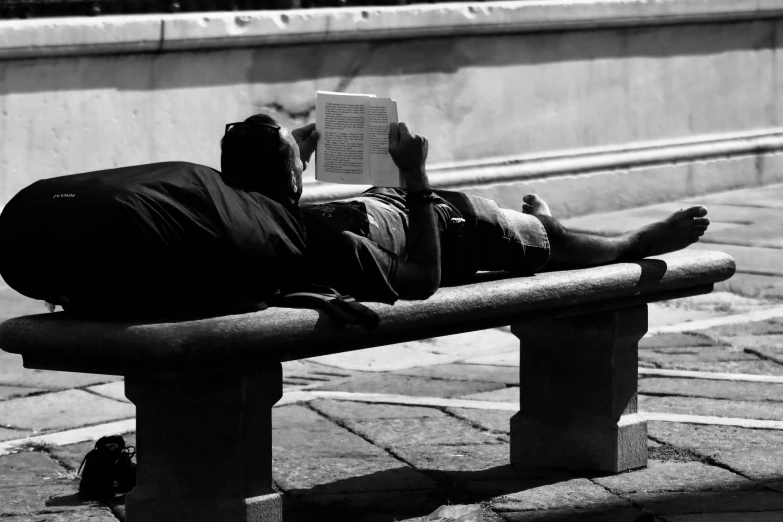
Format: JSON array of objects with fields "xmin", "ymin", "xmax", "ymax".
[{"xmin": 53, "ymin": 194, "xmax": 75, "ymax": 198}]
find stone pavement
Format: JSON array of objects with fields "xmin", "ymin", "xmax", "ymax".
[{"xmin": 2, "ymin": 183, "xmax": 783, "ymax": 521}]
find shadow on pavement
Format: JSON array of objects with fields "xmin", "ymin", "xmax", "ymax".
[
  {"xmin": 45, "ymin": 492, "xmax": 93, "ymax": 507},
  {"xmin": 275, "ymin": 461, "xmax": 774, "ymax": 522}
]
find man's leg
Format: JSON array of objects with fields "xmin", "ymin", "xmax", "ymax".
[{"xmin": 520, "ymin": 194, "xmax": 710, "ymax": 268}]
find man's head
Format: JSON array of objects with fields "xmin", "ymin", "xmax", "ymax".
[{"xmin": 220, "ymin": 114, "xmax": 303, "ymax": 207}]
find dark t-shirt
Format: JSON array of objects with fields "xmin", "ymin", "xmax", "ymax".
[{"xmin": 300, "ymin": 188, "xmax": 459, "ymax": 303}]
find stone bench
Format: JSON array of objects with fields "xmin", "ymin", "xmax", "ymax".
[{"xmin": 0, "ymin": 249, "xmax": 735, "ymax": 522}]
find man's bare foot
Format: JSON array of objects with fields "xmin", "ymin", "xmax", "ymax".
[
  {"xmin": 626, "ymin": 206, "xmax": 710, "ymax": 258},
  {"xmin": 522, "ymin": 194, "xmax": 552, "ymax": 217}
]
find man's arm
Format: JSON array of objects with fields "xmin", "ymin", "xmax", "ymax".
[
  {"xmin": 388, "ymin": 122, "xmax": 441, "ymax": 299},
  {"xmin": 291, "ymin": 123, "xmax": 319, "ymax": 171}
]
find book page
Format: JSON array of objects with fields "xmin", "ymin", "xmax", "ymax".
[
  {"xmin": 315, "ymin": 91, "xmax": 371, "ymax": 184},
  {"xmin": 369, "ymin": 98, "xmax": 401, "ymax": 188}
]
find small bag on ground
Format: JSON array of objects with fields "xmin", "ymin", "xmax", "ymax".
[{"xmin": 78, "ymin": 435, "xmax": 136, "ymax": 500}]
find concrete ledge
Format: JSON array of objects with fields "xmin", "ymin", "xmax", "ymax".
[
  {"xmin": 301, "ymin": 128, "xmax": 783, "ymax": 204},
  {"xmin": 2, "ymin": 130, "xmax": 779, "ymax": 225},
  {"xmin": 3, "ymin": 0, "xmax": 783, "ymax": 59},
  {"xmin": 0, "ymin": 249, "xmax": 735, "ymax": 373},
  {"xmin": 0, "ymin": 14, "xmax": 163, "ymax": 58}
]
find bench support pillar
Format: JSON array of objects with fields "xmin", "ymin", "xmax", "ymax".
[
  {"xmin": 124, "ymin": 364, "xmax": 283, "ymax": 522},
  {"xmin": 510, "ymin": 304, "xmax": 648, "ymax": 473}
]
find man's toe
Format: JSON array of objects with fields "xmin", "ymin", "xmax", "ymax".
[{"xmin": 685, "ymin": 206, "xmax": 708, "ymax": 217}]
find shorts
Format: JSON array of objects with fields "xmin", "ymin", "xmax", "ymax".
[{"xmin": 435, "ymin": 190, "xmax": 551, "ymax": 282}]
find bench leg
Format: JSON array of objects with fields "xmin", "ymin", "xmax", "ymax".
[
  {"xmin": 510, "ymin": 305, "xmax": 648, "ymax": 473},
  {"xmin": 124, "ymin": 364, "xmax": 283, "ymax": 522}
]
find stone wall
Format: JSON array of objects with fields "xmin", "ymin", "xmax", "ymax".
[{"xmin": 2, "ymin": 0, "xmax": 783, "ymax": 216}]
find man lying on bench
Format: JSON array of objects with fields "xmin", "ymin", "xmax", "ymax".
[{"xmin": 220, "ymin": 115, "xmax": 711, "ymax": 302}]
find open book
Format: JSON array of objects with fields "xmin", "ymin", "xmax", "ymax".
[{"xmin": 315, "ymin": 91, "xmax": 401, "ymax": 187}]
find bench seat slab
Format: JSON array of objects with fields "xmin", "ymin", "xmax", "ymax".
[
  {"xmin": 510, "ymin": 305, "xmax": 648, "ymax": 473},
  {"xmin": 124, "ymin": 364, "xmax": 284, "ymax": 522}
]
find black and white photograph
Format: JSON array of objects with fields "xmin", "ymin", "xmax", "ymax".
[{"xmin": 1, "ymin": 0, "xmax": 782, "ymax": 520}]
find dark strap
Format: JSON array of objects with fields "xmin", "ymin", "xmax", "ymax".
[{"xmin": 272, "ymin": 284, "xmax": 379, "ymax": 329}]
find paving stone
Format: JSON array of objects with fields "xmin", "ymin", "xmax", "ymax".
[
  {"xmin": 648, "ymin": 346, "xmax": 735, "ymax": 355},
  {"xmin": 652, "ymin": 292, "xmax": 769, "ymax": 316},
  {"xmin": 312, "ymin": 374, "xmax": 505, "ymax": 398},
  {"xmin": 728, "ymin": 335, "xmax": 783, "ymax": 365},
  {"xmin": 704, "ymin": 222, "xmax": 783, "ymax": 249},
  {"xmin": 421, "ymin": 329, "xmax": 520, "ymax": 358},
  {"xmin": 86, "ymin": 381, "xmax": 129, "ymax": 403},
  {"xmin": 490, "ymin": 478, "xmax": 626, "ymax": 512},
  {"xmin": 647, "ymin": 305, "xmax": 722, "ymax": 329},
  {"xmin": 462, "ymin": 351, "xmax": 520, "ymax": 366},
  {"xmin": 0, "ymin": 509, "xmax": 119, "ymax": 521},
  {"xmin": 648, "ymin": 445, "xmax": 709, "ymax": 464},
  {"xmin": 272, "ymin": 405, "xmax": 435, "ymax": 494},
  {"xmin": 0, "ymin": 482, "xmax": 98, "ymax": 516},
  {"xmin": 0, "ymin": 426, "xmax": 29, "ymax": 441},
  {"xmin": 499, "ymin": 508, "xmax": 646, "ymax": 522},
  {"xmin": 274, "ymin": 405, "xmax": 391, "ymax": 458},
  {"xmin": 644, "ymin": 343, "xmax": 748, "ymax": 356},
  {"xmin": 307, "ymin": 345, "xmax": 459, "ymax": 372},
  {"xmin": 274, "ymin": 456, "xmax": 434, "ymax": 495},
  {"xmin": 689, "ymin": 244, "xmax": 783, "ymax": 277},
  {"xmin": 310, "ymin": 399, "xmax": 440, "ymax": 420},
  {"xmin": 392, "ymin": 443, "xmax": 510, "ymax": 477},
  {"xmin": 282, "ymin": 360, "xmax": 357, "ymax": 388},
  {"xmin": 342, "ymin": 415, "xmax": 502, "ymax": 449},
  {"xmin": 0, "ymin": 451, "xmax": 69, "ymax": 486},
  {"xmin": 649, "ymin": 422, "xmax": 783, "ymax": 482},
  {"xmin": 460, "ymin": 476, "xmax": 568, "ymax": 502},
  {"xmin": 0, "ymin": 385, "xmax": 43, "ymax": 400},
  {"xmin": 0, "ymin": 351, "xmax": 122, "ymax": 390},
  {"xmin": 458, "ymin": 386, "xmax": 519, "ymax": 403},
  {"xmin": 700, "ymin": 319, "xmax": 783, "ymax": 338},
  {"xmin": 283, "ymin": 359, "xmax": 354, "ymax": 378},
  {"xmin": 52, "ymin": 433, "xmax": 137, "ymax": 472},
  {"xmin": 638, "ymin": 349, "xmax": 783, "ymax": 376},
  {"xmin": 639, "ymin": 395, "xmax": 783, "ymax": 421},
  {"xmin": 717, "ymin": 273, "xmax": 783, "ymax": 300},
  {"xmin": 638, "ymin": 377, "xmax": 783, "ymax": 402},
  {"xmin": 639, "ymin": 332, "xmax": 717, "ymax": 350},
  {"xmin": 444, "ymin": 407, "xmax": 514, "ymax": 435},
  {"xmin": 629, "ymin": 491, "xmax": 783, "ymax": 514},
  {"xmin": 664, "ymin": 513, "xmax": 783, "ymax": 521},
  {"xmin": 393, "ymin": 364, "xmax": 519, "ymax": 385},
  {"xmin": 0, "ymin": 390, "xmax": 136, "ymax": 431},
  {"xmin": 721, "ymin": 334, "xmax": 783, "ymax": 350},
  {"xmin": 594, "ymin": 460, "xmax": 757, "ymax": 494}
]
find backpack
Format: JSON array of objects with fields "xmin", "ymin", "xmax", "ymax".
[
  {"xmin": 78, "ymin": 435, "xmax": 136, "ymax": 500},
  {"xmin": 0, "ymin": 162, "xmax": 307, "ymax": 318}
]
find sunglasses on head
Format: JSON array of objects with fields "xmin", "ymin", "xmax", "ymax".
[{"xmin": 224, "ymin": 121, "xmax": 281, "ymax": 136}]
